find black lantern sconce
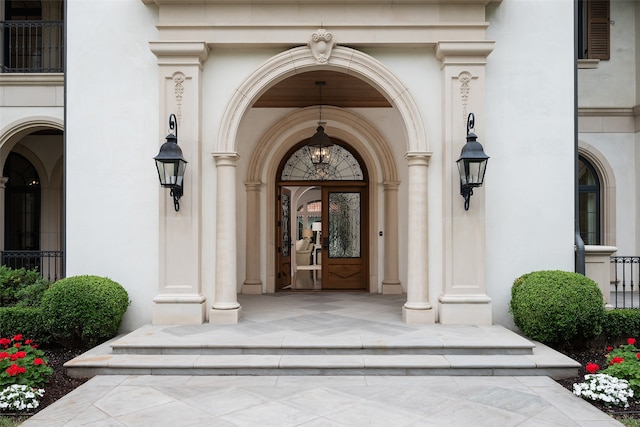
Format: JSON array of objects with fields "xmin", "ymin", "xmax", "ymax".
[
  {"xmin": 154, "ymin": 114, "xmax": 188, "ymax": 211},
  {"xmin": 456, "ymin": 113, "xmax": 489, "ymax": 211}
]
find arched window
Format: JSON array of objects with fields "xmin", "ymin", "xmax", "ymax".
[
  {"xmin": 3, "ymin": 153, "xmax": 41, "ymax": 250},
  {"xmin": 578, "ymin": 155, "xmax": 601, "ymax": 245},
  {"xmin": 280, "ymin": 142, "xmax": 364, "ymax": 181}
]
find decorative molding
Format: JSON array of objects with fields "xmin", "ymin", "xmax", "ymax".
[
  {"xmin": 578, "ymin": 107, "xmax": 634, "ymax": 117},
  {"xmin": 458, "ymin": 71, "xmax": 472, "ymax": 124},
  {"xmin": 577, "ymin": 59, "xmax": 599, "ymax": 69},
  {"xmin": 308, "ymin": 29, "xmax": 336, "ymax": 64},
  {"xmin": 172, "ymin": 72, "xmax": 186, "ymax": 122},
  {"xmin": 0, "ymin": 74, "xmax": 64, "ymax": 87},
  {"xmin": 149, "ymin": 41, "xmax": 209, "ymax": 67},
  {"xmin": 435, "ymin": 41, "xmax": 495, "ymax": 65}
]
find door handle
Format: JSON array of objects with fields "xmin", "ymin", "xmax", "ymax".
[{"xmin": 323, "ymin": 237, "xmax": 329, "ymax": 250}]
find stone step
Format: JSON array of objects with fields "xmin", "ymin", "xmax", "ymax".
[
  {"xmin": 110, "ymin": 341, "xmax": 535, "ymax": 356},
  {"xmin": 64, "ymin": 342, "xmax": 579, "ymax": 379}
]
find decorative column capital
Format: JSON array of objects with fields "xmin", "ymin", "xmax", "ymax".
[
  {"xmin": 435, "ymin": 41, "xmax": 495, "ymax": 65},
  {"xmin": 0, "ymin": 177, "xmax": 8, "ymax": 188},
  {"xmin": 382, "ymin": 181, "xmax": 401, "ymax": 191},
  {"xmin": 150, "ymin": 41, "xmax": 209, "ymax": 67},
  {"xmin": 212, "ymin": 152, "xmax": 240, "ymax": 166},
  {"xmin": 244, "ymin": 181, "xmax": 262, "ymax": 192},
  {"xmin": 404, "ymin": 151, "xmax": 432, "ymax": 166}
]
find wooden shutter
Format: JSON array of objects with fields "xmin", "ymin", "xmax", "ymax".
[{"xmin": 587, "ymin": 0, "xmax": 610, "ymax": 60}]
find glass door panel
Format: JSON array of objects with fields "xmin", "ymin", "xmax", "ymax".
[{"xmin": 322, "ymin": 187, "xmax": 367, "ymax": 290}]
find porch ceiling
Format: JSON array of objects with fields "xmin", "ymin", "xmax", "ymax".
[{"xmin": 253, "ymin": 70, "xmax": 391, "ymax": 108}]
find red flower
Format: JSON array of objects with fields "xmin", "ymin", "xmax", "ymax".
[
  {"xmin": 12, "ymin": 334, "xmax": 22, "ymax": 342},
  {"xmin": 14, "ymin": 351, "xmax": 26, "ymax": 359},
  {"xmin": 6, "ymin": 363, "xmax": 26, "ymax": 376},
  {"xmin": 0, "ymin": 338, "xmax": 10, "ymax": 347},
  {"xmin": 13, "ymin": 343, "xmax": 20, "ymax": 349},
  {"xmin": 24, "ymin": 339, "xmax": 33, "ymax": 345},
  {"xmin": 628, "ymin": 338, "xmax": 637, "ymax": 346},
  {"xmin": 0, "ymin": 352, "xmax": 9, "ymax": 359},
  {"xmin": 610, "ymin": 356, "xmax": 625, "ymax": 365},
  {"xmin": 33, "ymin": 358, "xmax": 44, "ymax": 366},
  {"xmin": 586, "ymin": 362, "xmax": 600, "ymax": 373},
  {"xmin": 607, "ymin": 346, "xmax": 613, "ymax": 352},
  {"xmin": 636, "ymin": 353, "xmax": 640, "ymax": 360}
]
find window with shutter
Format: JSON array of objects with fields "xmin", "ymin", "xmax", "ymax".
[{"xmin": 587, "ymin": 0, "xmax": 610, "ymax": 60}]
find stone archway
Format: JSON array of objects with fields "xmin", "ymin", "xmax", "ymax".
[
  {"xmin": 242, "ymin": 106, "xmax": 400, "ymax": 295},
  {"xmin": 209, "ymin": 43, "xmax": 433, "ymax": 324}
]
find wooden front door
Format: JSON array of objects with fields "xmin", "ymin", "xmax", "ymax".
[
  {"xmin": 321, "ymin": 186, "xmax": 368, "ymax": 290},
  {"xmin": 276, "ymin": 187, "xmax": 292, "ymax": 290}
]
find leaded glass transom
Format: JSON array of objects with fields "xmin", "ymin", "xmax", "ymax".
[{"xmin": 281, "ymin": 144, "xmax": 364, "ymax": 181}]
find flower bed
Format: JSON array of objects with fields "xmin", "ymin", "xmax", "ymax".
[{"xmin": 0, "ymin": 335, "xmax": 51, "ymax": 415}]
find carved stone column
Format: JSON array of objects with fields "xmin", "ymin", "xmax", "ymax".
[
  {"xmin": 403, "ymin": 153, "xmax": 435, "ymax": 323},
  {"xmin": 436, "ymin": 41, "xmax": 494, "ymax": 325},
  {"xmin": 242, "ymin": 181, "xmax": 262, "ymax": 294},
  {"xmin": 150, "ymin": 41, "xmax": 208, "ymax": 325},
  {"xmin": 210, "ymin": 153, "xmax": 242, "ymax": 323},
  {"xmin": 382, "ymin": 181, "xmax": 402, "ymax": 294}
]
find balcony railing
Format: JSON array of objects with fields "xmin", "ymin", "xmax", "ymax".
[
  {"xmin": 1, "ymin": 250, "xmax": 64, "ymax": 282},
  {"xmin": 1, "ymin": 20, "xmax": 64, "ymax": 73},
  {"xmin": 611, "ymin": 256, "xmax": 640, "ymax": 309}
]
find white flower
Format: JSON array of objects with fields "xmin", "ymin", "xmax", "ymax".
[
  {"xmin": 0, "ymin": 384, "xmax": 44, "ymax": 412},
  {"xmin": 573, "ymin": 374, "xmax": 634, "ymax": 408}
]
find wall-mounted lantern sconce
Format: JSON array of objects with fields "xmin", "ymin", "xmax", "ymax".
[
  {"xmin": 456, "ymin": 113, "xmax": 489, "ymax": 211},
  {"xmin": 154, "ymin": 114, "xmax": 188, "ymax": 211}
]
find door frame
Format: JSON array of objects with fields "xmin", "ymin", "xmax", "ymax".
[{"xmin": 277, "ymin": 181, "xmax": 369, "ymax": 291}]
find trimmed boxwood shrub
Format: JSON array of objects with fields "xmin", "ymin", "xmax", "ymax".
[
  {"xmin": 40, "ymin": 275, "xmax": 130, "ymax": 348},
  {"xmin": 0, "ymin": 307, "xmax": 51, "ymax": 344},
  {"xmin": 0, "ymin": 266, "xmax": 50, "ymax": 307},
  {"xmin": 509, "ymin": 270, "xmax": 605, "ymax": 346}
]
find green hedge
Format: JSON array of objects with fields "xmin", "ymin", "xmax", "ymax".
[
  {"xmin": 40, "ymin": 275, "xmax": 130, "ymax": 348},
  {"xmin": 510, "ymin": 270, "xmax": 605, "ymax": 346},
  {"xmin": 0, "ymin": 266, "xmax": 50, "ymax": 307},
  {"xmin": 602, "ymin": 309, "xmax": 640, "ymax": 342},
  {"xmin": 0, "ymin": 307, "xmax": 52, "ymax": 344}
]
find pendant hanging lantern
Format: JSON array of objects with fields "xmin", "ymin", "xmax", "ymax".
[{"xmin": 309, "ymin": 81, "xmax": 333, "ymax": 167}]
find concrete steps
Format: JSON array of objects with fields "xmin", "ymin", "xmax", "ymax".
[{"xmin": 64, "ymin": 326, "xmax": 580, "ymax": 379}]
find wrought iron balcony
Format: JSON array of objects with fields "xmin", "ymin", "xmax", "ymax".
[
  {"xmin": 1, "ymin": 20, "xmax": 64, "ymax": 73},
  {"xmin": 1, "ymin": 250, "xmax": 64, "ymax": 282}
]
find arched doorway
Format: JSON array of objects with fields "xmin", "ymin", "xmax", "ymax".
[
  {"xmin": 276, "ymin": 139, "xmax": 369, "ymax": 291},
  {"xmin": 3, "ymin": 152, "xmax": 41, "ymax": 252}
]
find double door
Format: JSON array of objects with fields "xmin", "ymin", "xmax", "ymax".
[{"xmin": 277, "ymin": 185, "xmax": 368, "ymax": 290}]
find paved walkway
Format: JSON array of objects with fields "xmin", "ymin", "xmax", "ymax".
[
  {"xmin": 21, "ymin": 375, "xmax": 622, "ymax": 426},
  {"xmin": 19, "ymin": 293, "xmax": 625, "ymax": 426}
]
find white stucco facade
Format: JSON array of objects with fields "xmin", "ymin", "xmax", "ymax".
[
  {"xmin": 8, "ymin": 0, "xmax": 636, "ymax": 333},
  {"xmin": 59, "ymin": 0, "xmax": 579, "ymax": 331}
]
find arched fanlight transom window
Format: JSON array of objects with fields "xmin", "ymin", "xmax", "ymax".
[
  {"xmin": 578, "ymin": 155, "xmax": 601, "ymax": 245},
  {"xmin": 280, "ymin": 142, "xmax": 364, "ymax": 181}
]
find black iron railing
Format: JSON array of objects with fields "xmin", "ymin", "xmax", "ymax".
[
  {"xmin": 1, "ymin": 251, "xmax": 64, "ymax": 282},
  {"xmin": 611, "ymin": 256, "xmax": 640, "ymax": 309},
  {"xmin": 1, "ymin": 20, "xmax": 64, "ymax": 73}
]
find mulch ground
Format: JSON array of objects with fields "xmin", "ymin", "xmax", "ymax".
[{"xmin": 35, "ymin": 347, "xmax": 88, "ymax": 412}]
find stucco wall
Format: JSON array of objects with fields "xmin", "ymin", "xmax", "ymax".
[
  {"xmin": 66, "ymin": 1, "xmax": 160, "ymax": 331},
  {"xmin": 486, "ymin": 0, "xmax": 576, "ymax": 327}
]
